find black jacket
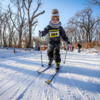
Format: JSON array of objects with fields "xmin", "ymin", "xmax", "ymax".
[
  {"xmin": 42, "ymin": 25, "xmax": 68, "ymax": 45},
  {"xmin": 77, "ymin": 44, "xmax": 82, "ymax": 49}
]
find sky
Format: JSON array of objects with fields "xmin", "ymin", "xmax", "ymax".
[{"xmin": 1, "ymin": 0, "xmax": 100, "ymax": 37}]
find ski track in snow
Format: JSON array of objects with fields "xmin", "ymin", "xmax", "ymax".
[{"xmin": 0, "ymin": 49, "xmax": 100, "ymax": 100}]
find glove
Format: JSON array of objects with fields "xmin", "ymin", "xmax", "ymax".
[
  {"xmin": 66, "ymin": 41, "xmax": 70, "ymax": 45},
  {"xmin": 38, "ymin": 30, "xmax": 42, "ymax": 37}
]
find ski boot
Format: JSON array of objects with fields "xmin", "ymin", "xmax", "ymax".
[
  {"xmin": 56, "ymin": 62, "xmax": 60, "ymax": 72},
  {"xmin": 48, "ymin": 60, "xmax": 53, "ymax": 67}
]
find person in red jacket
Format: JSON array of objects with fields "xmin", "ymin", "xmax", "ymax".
[{"xmin": 43, "ymin": 45, "xmax": 45, "ymax": 51}]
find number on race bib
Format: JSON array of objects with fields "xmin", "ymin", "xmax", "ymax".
[{"xmin": 49, "ymin": 29, "xmax": 59, "ymax": 38}]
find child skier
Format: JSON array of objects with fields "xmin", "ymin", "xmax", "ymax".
[
  {"xmin": 39, "ymin": 9, "xmax": 70, "ymax": 72},
  {"xmin": 77, "ymin": 43, "xmax": 82, "ymax": 53}
]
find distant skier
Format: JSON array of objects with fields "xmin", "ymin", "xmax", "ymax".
[
  {"xmin": 72, "ymin": 45, "xmax": 74, "ymax": 52},
  {"xmin": 38, "ymin": 45, "xmax": 40, "ymax": 51},
  {"xmin": 77, "ymin": 43, "xmax": 82, "ymax": 53},
  {"xmin": 34, "ymin": 46, "xmax": 37, "ymax": 50},
  {"xmin": 39, "ymin": 9, "xmax": 70, "ymax": 72},
  {"xmin": 69, "ymin": 45, "xmax": 72, "ymax": 51}
]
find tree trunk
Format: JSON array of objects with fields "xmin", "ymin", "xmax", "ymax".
[
  {"xmin": 70, "ymin": 37, "xmax": 72, "ymax": 44},
  {"xmin": 86, "ymin": 32, "xmax": 88, "ymax": 43},
  {"xmin": 18, "ymin": 27, "xmax": 22, "ymax": 48},
  {"xmin": 3, "ymin": 31, "xmax": 6, "ymax": 47},
  {"xmin": 27, "ymin": 24, "xmax": 32, "ymax": 48},
  {"xmin": 88, "ymin": 31, "xmax": 91, "ymax": 42},
  {"xmin": 74, "ymin": 31, "xmax": 77, "ymax": 43},
  {"xmin": 9, "ymin": 37, "xmax": 12, "ymax": 47}
]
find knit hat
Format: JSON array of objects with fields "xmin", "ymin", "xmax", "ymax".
[{"xmin": 51, "ymin": 9, "xmax": 59, "ymax": 20}]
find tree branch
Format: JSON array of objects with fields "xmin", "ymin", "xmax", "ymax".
[
  {"xmin": 31, "ymin": 3, "xmax": 41, "ymax": 21},
  {"xmin": 33, "ymin": 10, "xmax": 45, "ymax": 20},
  {"xmin": 32, "ymin": 20, "xmax": 38, "ymax": 26}
]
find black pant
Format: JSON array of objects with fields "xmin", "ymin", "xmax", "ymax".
[{"xmin": 47, "ymin": 44, "xmax": 61, "ymax": 62}]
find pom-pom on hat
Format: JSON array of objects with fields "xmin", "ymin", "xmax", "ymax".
[{"xmin": 51, "ymin": 9, "xmax": 59, "ymax": 20}]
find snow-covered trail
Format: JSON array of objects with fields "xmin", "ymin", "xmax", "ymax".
[{"xmin": 0, "ymin": 49, "xmax": 100, "ymax": 100}]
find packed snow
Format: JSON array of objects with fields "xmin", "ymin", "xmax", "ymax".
[{"xmin": 0, "ymin": 48, "xmax": 100, "ymax": 100}]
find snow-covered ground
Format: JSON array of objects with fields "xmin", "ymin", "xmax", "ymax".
[{"xmin": 0, "ymin": 48, "xmax": 100, "ymax": 100}]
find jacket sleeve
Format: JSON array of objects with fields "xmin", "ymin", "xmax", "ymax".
[
  {"xmin": 60, "ymin": 26, "xmax": 68, "ymax": 42},
  {"xmin": 41, "ymin": 25, "xmax": 50, "ymax": 36}
]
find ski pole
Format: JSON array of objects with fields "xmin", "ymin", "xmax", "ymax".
[
  {"xmin": 63, "ymin": 46, "xmax": 67, "ymax": 63},
  {"xmin": 39, "ymin": 30, "xmax": 44, "ymax": 67}
]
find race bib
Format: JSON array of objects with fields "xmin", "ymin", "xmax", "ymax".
[{"xmin": 49, "ymin": 29, "xmax": 59, "ymax": 38}]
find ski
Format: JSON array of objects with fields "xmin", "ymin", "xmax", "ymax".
[
  {"xmin": 37, "ymin": 64, "xmax": 54, "ymax": 74},
  {"xmin": 45, "ymin": 66, "xmax": 62, "ymax": 84}
]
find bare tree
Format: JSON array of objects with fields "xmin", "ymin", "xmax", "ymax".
[
  {"xmin": 0, "ymin": 13, "xmax": 2, "ymax": 46},
  {"xmin": 1, "ymin": 12, "xmax": 9, "ymax": 47},
  {"xmin": 7, "ymin": 20, "xmax": 15, "ymax": 47},
  {"xmin": 23, "ymin": 0, "xmax": 45, "ymax": 47},
  {"xmin": 86, "ymin": 0, "xmax": 100, "ymax": 7},
  {"xmin": 9, "ymin": 0, "xmax": 26, "ymax": 48},
  {"xmin": 69, "ymin": 8, "xmax": 100, "ymax": 43},
  {"xmin": 0, "ymin": 7, "xmax": 4, "ymax": 46},
  {"xmin": 65, "ymin": 24, "xmax": 78, "ymax": 44},
  {"xmin": 95, "ymin": 23, "xmax": 100, "ymax": 43},
  {"xmin": 33, "ymin": 36, "xmax": 40, "ymax": 46}
]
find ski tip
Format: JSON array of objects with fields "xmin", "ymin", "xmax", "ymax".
[
  {"xmin": 37, "ymin": 71, "xmax": 41, "ymax": 74},
  {"xmin": 45, "ymin": 80, "xmax": 51, "ymax": 84}
]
